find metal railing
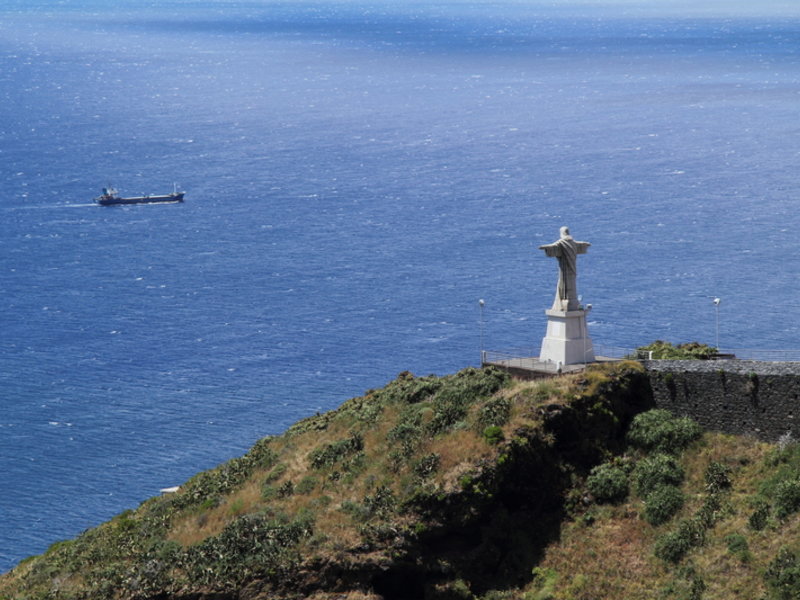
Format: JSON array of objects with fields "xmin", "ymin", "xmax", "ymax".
[
  {"xmin": 715, "ymin": 349, "xmax": 800, "ymax": 362},
  {"xmin": 481, "ymin": 348, "xmax": 539, "ymax": 364},
  {"xmin": 592, "ymin": 344, "xmax": 637, "ymax": 359},
  {"xmin": 481, "ymin": 350, "xmax": 581, "ymax": 373},
  {"xmin": 483, "ymin": 345, "xmax": 800, "ymax": 364}
]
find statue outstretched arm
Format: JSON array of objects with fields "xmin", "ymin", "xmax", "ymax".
[
  {"xmin": 575, "ymin": 241, "xmax": 591, "ymax": 254},
  {"xmin": 539, "ymin": 242, "xmax": 562, "ymax": 258}
]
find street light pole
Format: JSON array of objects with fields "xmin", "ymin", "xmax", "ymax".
[
  {"xmin": 479, "ymin": 299, "xmax": 485, "ymax": 365},
  {"xmin": 713, "ymin": 297, "xmax": 721, "ymax": 350},
  {"xmin": 584, "ymin": 303, "xmax": 592, "ymax": 366}
]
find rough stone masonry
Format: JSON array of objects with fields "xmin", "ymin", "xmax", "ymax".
[{"xmin": 644, "ymin": 359, "xmax": 800, "ymax": 442}]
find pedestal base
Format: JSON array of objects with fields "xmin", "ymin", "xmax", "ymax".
[{"xmin": 539, "ymin": 309, "xmax": 595, "ymax": 366}]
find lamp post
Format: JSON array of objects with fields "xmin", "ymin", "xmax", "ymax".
[
  {"xmin": 713, "ymin": 297, "xmax": 721, "ymax": 350},
  {"xmin": 584, "ymin": 303, "xmax": 592, "ymax": 365},
  {"xmin": 479, "ymin": 299, "xmax": 485, "ymax": 365}
]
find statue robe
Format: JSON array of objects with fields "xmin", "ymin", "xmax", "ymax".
[{"xmin": 540, "ymin": 235, "xmax": 590, "ymax": 311}]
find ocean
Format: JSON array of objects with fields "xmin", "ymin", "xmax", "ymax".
[{"xmin": 1, "ymin": 0, "xmax": 799, "ymax": 571}]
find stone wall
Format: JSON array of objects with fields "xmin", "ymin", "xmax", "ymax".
[{"xmin": 643, "ymin": 360, "xmax": 800, "ymax": 442}]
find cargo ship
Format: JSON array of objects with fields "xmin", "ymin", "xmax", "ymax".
[{"xmin": 95, "ymin": 185, "xmax": 185, "ymax": 206}]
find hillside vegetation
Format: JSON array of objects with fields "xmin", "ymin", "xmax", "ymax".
[
  {"xmin": 634, "ymin": 341, "xmax": 718, "ymax": 360},
  {"xmin": 3, "ymin": 361, "xmax": 800, "ymax": 600}
]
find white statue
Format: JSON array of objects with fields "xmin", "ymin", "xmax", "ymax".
[{"xmin": 539, "ymin": 226, "xmax": 590, "ymax": 312}]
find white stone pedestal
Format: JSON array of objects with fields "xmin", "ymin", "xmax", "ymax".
[{"xmin": 539, "ymin": 309, "xmax": 595, "ymax": 366}]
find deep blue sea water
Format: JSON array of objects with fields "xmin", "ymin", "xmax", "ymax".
[{"xmin": 1, "ymin": 0, "xmax": 799, "ymax": 571}]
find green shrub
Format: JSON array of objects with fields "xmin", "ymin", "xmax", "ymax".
[
  {"xmin": 228, "ymin": 498, "xmax": 245, "ymax": 516},
  {"xmin": 633, "ymin": 453, "xmax": 685, "ymax": 498},
  {"xmin": 261, "ymin": 484, "xmax": 278, "ymax": 501},
  {"xmin": 765, "ymin": 548, "xmax": 800, "ymax": 600},
  {"xmin": 412, "ymin": 453, "xmax": 440, "ymax": 479},
  {"xmin": 774, "ymin": 479, "xmax": 800, "ymax": 520},
  {"xmin": 529, "ymin": 382, "xmax": 562, "ymax": 403},
  {"xmin": 340, "ymin": 500, "xmax": 371, "ymax": 521},
  {"xmin": 427, "ymin": 396, "xmax": 469, "ymax": 436},
  {"xmin": 695, "ymin": 492, "xmax": 725, "ymax": 529},
  {"xmin": 764, "ymin": 439, "xmax": 800, "ymax": 475},
  {"xmin": 263, "ymin": 463, "xmax": 287, "ymax": 484},
  {"xmin": 658, "ymin": 565, "xmax": 706, "ymax": 600},
  {"xmin": 247, "ymin": 437, "xmax": 279, "ymax": 469},
  {"xmin": 295, "ymin": 476, "xmax": 318, "ymax": 495},
  {"xmin": 359, "ymin": 522, "xmax": 401, "ymax": 545},
  {"xmin": 340, "ymin": 486, "xmax": 396, "ymax": 522},
  {"xmin": 749, "ymin": 499, "xmax": 770, "ymax": 531},
  {"xmin": 175, "ymin": 445, "xmax": 278, "ymax": 512},
  {"xmin": 387, "ymin": 449, "xmax": 409, "ymax": 473},
  {"xmin": 704, "ymin": 461, "xmax": 732, "ymax": 493},
  {"xmin": 184, "ymin": 514, "xmax": 312, "ymax": 589},
  {"xmin": 654, "ymin": 518, "xmax": 705, "ymax": 563},
  {"xmin": 530, "ymin": 567, "xmax": 559, "ymax": 600},
  {"xmin": 759, "ymin": 442, "xmax": 800, "ymax": 523},
  {"xmin": 173, "ymin": 436, "xmax": 279, "ymax": 511},
  {"xmin": 627, "ymin": 409, "xmax": 703, "ymax": 455},
  {"xmin": 363, "ymin": 485, "xmax": 396, "ymax": 518},
  {"xmin": 478, "ymin": 396, "xmax": 512, "ymax": 428},
  {"xmin": 644, "ymin": 485, "xmax": 685, "ymax": 526},
  {"xmin": 381, "ymin": 372, "xmax": 443, "ymax": 405},
  {"xmin": 635, "ymin": 340, "xmax": 717, "ymax": 360},
  {"xmin": 725, "ymin": 533, "xmax": 752, "ymax": 563},
  {"xmin": 200, "ymin": 497, "xmax": 219, "ymax": 511},
  {"xmin": 425, "ymin": 367, "xmax": 509, "ymax": 436},
  {"xmin": 387, "ymin": 412, "xmax": 423, "ymax": 466},
  {"xmin": 483, "ymin": 425, "xmax": 505, "ymax": 445},
  {"xmin": 430, "ymin": 578, "xmax": 472, "ymax": 600},
  {"xmin": 387, "ymin": 412, "xmax": 423, "ymax": 445},
  {"xmin": 277, "ymin": 480, "xmax": 294, "ymax": 498},
  {"xmin": 309, "ymin": 433, "xmax": 364, "ymax": 469},
  {"xmin": 310, "ymin": 495, "xmax": 331, "ymax": 510},
  {"xmin": 586, "ymin": 462, "xmax": 629, "ymax": 504},
  {"xmin": 336, "ymin": 392, "xmax": 386, "ymax": 424}
]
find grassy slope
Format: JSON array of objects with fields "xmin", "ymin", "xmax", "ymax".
[
  {"xmin": 525, "ymin": 433, "xmax": 773, "ymax": 600},
  {"xmin": 519, "ymin": 424, "xmax": 800, "ymax": 600},
  {"xmin": 3, "ymin": 361, "xmax": 800, "ymax": 600}
]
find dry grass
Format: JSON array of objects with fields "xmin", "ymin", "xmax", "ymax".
[
  {"xmin": 433, "ymin": 428, "xmax": 494, "ymax": 471},
  {"xmin": 680, "ymin": 434, "xmax": 772, "ymax": 599},
  {"xmin": 169, "ymin": 427, "xmax": 329, "ymax": 546},
  {"xmin": 518, "ymin": 432, "xmax": 787, "ymax": 600},
  {"xmin": 169, "ymin": 477, "xmax": 263, "ymax": 546},
  {"xmin": 699, "ymin": 435, "xmax": 799, "ymax": 597},
  {"xmin": 505, "ymin": 375, "xmax": 577, "ymax": 402},
  {"xmin": 682, "ymin": 432, "xmax": 768, "ymax": 486},
  {"xmin": 695, "ymin": 530, "xmax": 764, "ymax": 599},
  {"xmin": 169, "ymin": 400, "xmax": 414, "ymax": 550},
  {"xmin": 531, "ymin": 504, "xmax": 668, "ymax": 600},
  {"xmin": 283, "ymin": 431, "xmax": 327, "ymax": 477},
  {"xmin": 307, "ymin": 503, "xmax": 363, "ymax": 550}
]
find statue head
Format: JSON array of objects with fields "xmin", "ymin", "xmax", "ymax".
[{"xmin": 560, "ymin": 226, "xmax": 570, "ymax": 239}]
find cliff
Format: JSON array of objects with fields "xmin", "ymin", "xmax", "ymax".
[{"xmin": 3, "ymin": 361, "xmax": 800, "ymax": 599}]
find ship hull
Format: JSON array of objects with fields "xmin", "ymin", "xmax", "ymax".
[{"xmin": 97, "ymin": 192, "xmax": 185, "ymax": 206}]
